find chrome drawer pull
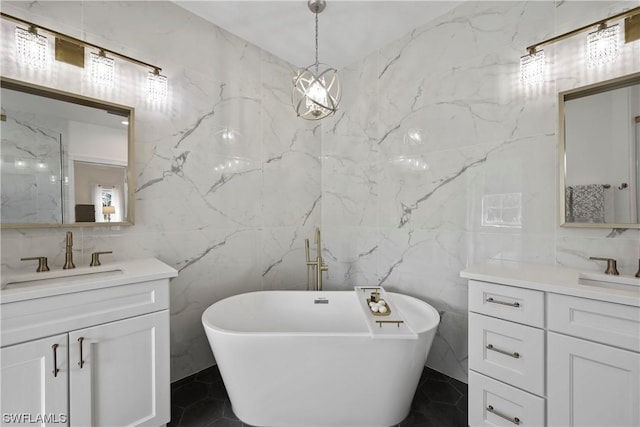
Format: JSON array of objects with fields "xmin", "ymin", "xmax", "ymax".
[
  {"xmin": 487, "ymin": 405, "xmax": 521, "ymax": 425},
  {"xmin": 486, "ymin": 297, "xmax": 520, "ymax": 307},
  {"xmin": 486, "ymin": 344, "xmax": 520, "ymax": 359}
]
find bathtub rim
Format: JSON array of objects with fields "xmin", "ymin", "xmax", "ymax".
[{"xmin": 201, "ymin": 290, "xmax": 440, "ymax": 337}]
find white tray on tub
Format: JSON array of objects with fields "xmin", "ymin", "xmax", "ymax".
[{"xmin": 354, "ymin": 286, "xmax": 418, "ymax": 340}]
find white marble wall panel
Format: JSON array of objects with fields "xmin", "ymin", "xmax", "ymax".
[
  {"xmin": 0, "ymin": 1, "xmax": 319, "ymax": 381},
  {"xmin": 322, "ymin": 0, "xmax": 640, "ymax": 383}
]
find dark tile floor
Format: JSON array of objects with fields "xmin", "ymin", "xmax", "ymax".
[{"xmin": 169, "ymin": 365, "xmax": 467, "ymax": 427}]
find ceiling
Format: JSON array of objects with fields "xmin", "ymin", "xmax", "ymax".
[{"xmin": 173, "ymin": 1, "xmax": 462, "ymax": 69}]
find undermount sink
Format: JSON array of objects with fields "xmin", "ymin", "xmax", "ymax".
[
  {"xmin": 1, "ymin": 265, "xmax": 124, "ymax": 290},
  {"xmin": 578, "ymin": 271, "xmax": 640, "ymax": 292}
]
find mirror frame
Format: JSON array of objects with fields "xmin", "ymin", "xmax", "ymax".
[
  {"xmin": 558, "ymin": 72, "xmax": 640, "ymax": 229},
  {"xmin": 1, "ymin": 77, "xmax": 135, "ymax": 228}
]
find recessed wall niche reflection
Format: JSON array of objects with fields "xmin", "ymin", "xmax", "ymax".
[
  {"xmin": 388, "ymin": 127, "xmax": 430, "ymax": 173},
  {"xmin": 212, "ymin": 126, "xmax": 255, "ymax": 174}
]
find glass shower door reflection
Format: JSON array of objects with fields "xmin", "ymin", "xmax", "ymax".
[{"xmin": 1, "ymin": 116, "xmax": 63, "ymax": 224}]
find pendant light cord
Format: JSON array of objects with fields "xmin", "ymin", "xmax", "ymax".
[{"xmin": 314, "ymin": 11, "xmax": 319, "ymax": 70}]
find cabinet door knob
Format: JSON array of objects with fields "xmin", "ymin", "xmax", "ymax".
[{"xmin": 487, "ymin": 405, "xmax": 521, "ymax": 425}]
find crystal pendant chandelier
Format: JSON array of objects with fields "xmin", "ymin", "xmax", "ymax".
[
  {"xmin": 292, "ymin": 0, "xmax": 341, "ymax": 120},
  {"xmin": 89, "ymin": 50, "xmax": 115, "ymax": 87},
  {"xmin": 520, "ymin": 47, "xmax": 545, "ymax": 85},
  {"xmin": 587, "ymin": 23, "xmax": 620, "ymax": 67},
  {"xmin": 147, "ymin": 68, "xmax": 168, "ymax": 102},
  {"xmin": 15, "ymin": 25, "xmax": 49, "ymax": 69}
]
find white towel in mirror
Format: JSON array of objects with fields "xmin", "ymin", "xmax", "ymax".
[{"xmin": 566, "ymin": 184, "xmax": 605, "ymax": 223}]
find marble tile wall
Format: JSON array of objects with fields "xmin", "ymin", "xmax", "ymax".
[
  {"xmin": 320, "ymin": 0, "xmax": 640, "ymax": 382},
  {"xmin": 0, "ymin": 1, "xmax": 320, "ymax": 381},
  {"xmin": 2, "ymin": 1, "xmax": 639, "ymax": 385}
]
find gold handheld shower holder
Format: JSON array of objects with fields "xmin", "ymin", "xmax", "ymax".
[{"xmin": 305, "ymin": 227, "xmax": 328, "ymax": 291}]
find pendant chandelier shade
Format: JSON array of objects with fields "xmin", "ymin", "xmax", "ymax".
[{"xmin": 292, "ymin": 0, "xmax": 341, "ymax": 120}]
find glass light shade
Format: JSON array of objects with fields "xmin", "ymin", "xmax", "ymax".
[
  {"xmin": 89, "ymin": 52, "xmax": 115, "ymax": 87},
  {"xmin": 213, "ymin": 157, "xmax": 253, "ymax": 173},
  {"xmin": 292, "ymin": 63, "xmax": 341, "ymax": 120},
  {"xmin": 216, "ymin": 128, "xmax": 242, "ymax": 144},
  {"xmin": 390, "ymin": 156, "xmax": 429, "ymax": 172},
  {"xmin": 35, "ymin": 160, "xmax": 48, "ymax": 171},
  {"xmin": 15, "ymin": 27, "xmax": 49, "ymax": 69},
  {"xmin": 520, "ymin": 49, "xmax": 545, "ymax": 85},
  {"xmin": 14, "ymin": 158, "xmax": 28, "ymax": 170},
  {"xmin": 147, "ymin": 71, "xmax": 168, "ymax": 102},
  {"xmin": 587, "ymin": 24, "xmax": 619, "ymax": 67},
  {"xmin": 404, "ymin": 128, "xmax": 425, "ymax": 145}
]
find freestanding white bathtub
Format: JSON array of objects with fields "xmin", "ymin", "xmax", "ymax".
[{"xmin": 202, "ymin": 290, "xmax": 440, "ymax": 427}]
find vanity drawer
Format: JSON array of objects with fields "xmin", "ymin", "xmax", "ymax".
[
  {"xmin": 469, "ymin": 370, "xmax": 545, "ymax": 427},
  {"xmin": 469, "ymin": 280, "xmax": 544, "ymax": 327},
  {"xmin": 547, "ymin": 293, "xmax": 640, "ymax": 352},
  {"xmin": 469, "ymin": 312, "xmax": 545, "ymax": 396},
  {"xmin": 1, "ymin": 279, "xmax": 169, "ymax": 347}
]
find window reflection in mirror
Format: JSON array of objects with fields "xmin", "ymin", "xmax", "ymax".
[
  {"xmin": 73, "ymin": 162, "xmax": 127, "ymax": 223},
  {"xmin": 560, "ymin": 73, "xmax": 640, "ymax": 229},
  {"xmin": 1, "ymin": 77, "xmax": 134, "ymax": 228}
]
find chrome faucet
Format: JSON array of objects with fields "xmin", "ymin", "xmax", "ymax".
[
  {"xmin": 63, "ymin": 231, "xmax": 75, "ymax": 270},
  {"xmin": 305, "ymin": 227, "xmax": 328, "ymax": 291}
]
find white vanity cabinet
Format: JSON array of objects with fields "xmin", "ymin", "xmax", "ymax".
[
  {"xmin": 463, "ymin": 263, "xmax": 640, "ymax": 427},
  {"xmin": 1, "ymin": 334, "xmax": 69, "ymax": 425},
  {"xmin": 467, "ymin": 280, "xmax": 546, "ymax": 427},
  {"xmin": 0, "ymin": 258, "xmax": 177, "ymax": 427},
  {"xmin": 546, "ymin": 294, "xmax": 640, "ymax": 427}
]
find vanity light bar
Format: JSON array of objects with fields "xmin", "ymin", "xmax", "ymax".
[
  {"xmin": 1, "ymin": 12, "xmax": 163, "ymax": 76},
  {"xmin": 525, "ymin": 6, "xmax": 639, "ymax": 53},
  {"xmin": 521, "ymin": 6, "xmax": 639, "ymax": 84}
]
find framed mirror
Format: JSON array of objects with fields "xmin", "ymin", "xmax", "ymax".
[
  {"xmin": 1, "ymin": 77, "xmax": 135, "ymax": 228},
  {"xmin": 559, "ymin": 72, "xmax": 640, "ymax": 229}
]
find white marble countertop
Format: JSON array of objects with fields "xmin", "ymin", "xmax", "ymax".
[
  {"xmin": 461, "ymin": 261, "xmax": 640, "ymax": 307},
  {"xmin": 0, "ymin": 257, "xmax": 178, "ymax": 304}
]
